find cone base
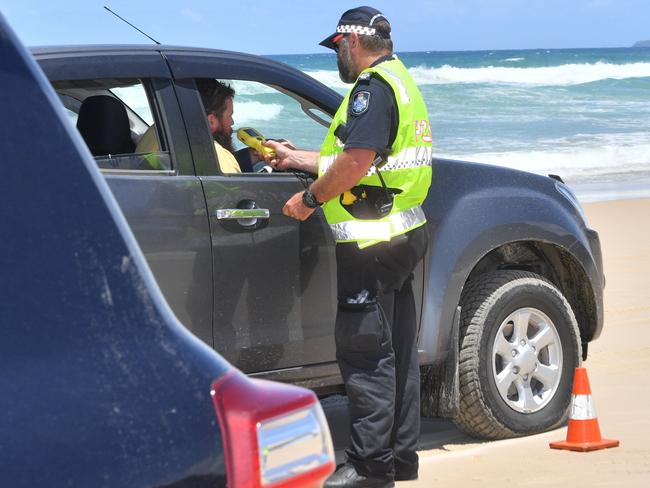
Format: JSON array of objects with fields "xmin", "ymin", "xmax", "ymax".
[{"xmin": 549, "ymin": 438, "xmax": 620, "ymax": 452}]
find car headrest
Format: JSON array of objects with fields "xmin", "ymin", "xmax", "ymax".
[{"xmin": 76, "ymin": 95, "xmax": 135, "ymax": 156}]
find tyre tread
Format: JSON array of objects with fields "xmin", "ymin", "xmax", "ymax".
[{"xmin": 453, "ymin": 270, "xmax": 581, "ymax": 439}]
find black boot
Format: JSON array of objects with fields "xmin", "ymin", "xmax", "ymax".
[
  {"xmin": 324, "ymin": 463, "xmax": 394, "ymax": 488},
  {"xmin": 395, "ymin": 469, "xmax": 418, "ymax": 481}
]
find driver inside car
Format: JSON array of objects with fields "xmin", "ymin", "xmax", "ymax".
[
  {"xmin": 135, "ymin": 78, "xmax": 259, "ymax": 173},
  {"xmin": 197, "ymin": 78, "xmax": 263, "ymax": 173}
]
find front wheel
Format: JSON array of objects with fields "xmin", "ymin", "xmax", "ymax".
[{"xmin": 453, "ymin": 271, "xmax": 582, "ymax": 439}]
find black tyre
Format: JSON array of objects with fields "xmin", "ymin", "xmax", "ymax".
[{"xmin": 453, "ymin": 270, "xmax": 582, "ymax": 439}]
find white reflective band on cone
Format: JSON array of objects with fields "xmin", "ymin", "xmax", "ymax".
[
  {"xmin": 570, "ymin": 394, "xmax": 598, "ymax": 420},
  {"xmin": 329, "ymin": 206, "xmax": 426, "ymax": 242}
]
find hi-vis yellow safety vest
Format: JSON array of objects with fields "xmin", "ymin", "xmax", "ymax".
[{"xmin": 318, "ymin": 57, "xmax": 433, "ymax": 249}]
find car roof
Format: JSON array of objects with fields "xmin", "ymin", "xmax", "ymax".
[
  {"xmin": 29, "ymin": 43, "xmax": 317, "ymax": 80},
  {"xmin": 32, "ymin": 43, "xmax": 233, "ymax": 53},
  {"xmin": 31, "ymin": 43, "xmax": 343, "ymax": 112},
  {"xmin": 29, "ymin": 44, "xmax": 306, "ymax": 79}
]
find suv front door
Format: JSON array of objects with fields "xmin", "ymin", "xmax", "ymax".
[{"xmin": 166, "ymin": 51, "xmax": 341, "ymax": 374}]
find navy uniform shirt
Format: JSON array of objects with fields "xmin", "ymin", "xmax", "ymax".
[{"xmin": 343, "ymin": 55, "xmax": 398, "ymax": 158}]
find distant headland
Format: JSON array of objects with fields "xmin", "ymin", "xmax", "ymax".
[{"xmin": 633, "ymin": 40, "xmax": 650, "ymax": 47}]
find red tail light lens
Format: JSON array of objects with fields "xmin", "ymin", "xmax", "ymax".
[{"xmin": 211, "ymin": 371, "xmax": 335, "ymax": 488}]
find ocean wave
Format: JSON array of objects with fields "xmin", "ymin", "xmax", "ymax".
[
  {"xmin": 443, "ymin": 139, "xmax": 650, "ymax": 180},
  {"xmin": 303, "ymin": 70, "xmax": 349, "ymax": 91},
  {"xmin": 229, "ymin": 80, "xmax": 276, "ymax": 95},
  {"xmin": 305, "ymin": 62, "xmax": 650, "ymax": 88},
  {"xmin": 504, "ymin": 57, "xmax": 525, "ymax": 62},
  {"xmin": 409, "ymin": 62, "xmax": 650, "ymax": 86},
  {"xmin": 234, "ymin": 101, "xmax": 283, "ymax": 125}
]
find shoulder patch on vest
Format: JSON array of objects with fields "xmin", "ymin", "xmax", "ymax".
[{"xmin": 351, "ymin": 91, "xmax": 371, "ymax": 116}]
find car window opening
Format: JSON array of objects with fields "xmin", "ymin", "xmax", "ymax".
[{"xmin": 51, "ymin": 78, "xmax": 172, "ymax": 173}]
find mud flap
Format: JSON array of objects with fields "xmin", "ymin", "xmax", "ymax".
[{"xmin": 420, "ymin": 306, "xmax": 460, "ymax": 418}]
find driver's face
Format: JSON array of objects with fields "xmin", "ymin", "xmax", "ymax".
[
  {"xmin": 207, "ymin": 97, "xmax": 236, "ymax": 152},
  {"xmin": 208, "ymin": 97, "xmax": 234, "ymax": 136},
  {"xmin": 218, "ymin": 97, "xmax": 234, "ymax": 136}
]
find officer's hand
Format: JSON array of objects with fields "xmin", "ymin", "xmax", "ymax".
[
  {"xmin": 269, "ymin": 138, "xmax": 296, "ymax": 150},
  {"xmin": 283, "ymin": 191, "xmax": 316, "ymax": 221},
  {"xmin": 263, "ymin": 140, "xmax": 295, "ymax": 171}
]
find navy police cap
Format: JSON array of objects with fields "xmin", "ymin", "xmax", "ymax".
[{"xmin": 320, "ymin": 6, "xmax": 391, "ymax": 50}]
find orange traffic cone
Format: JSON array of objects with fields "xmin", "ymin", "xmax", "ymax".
[{"xmin": 550, "ymin": 367, "xmax": 619, "ymax": 452}]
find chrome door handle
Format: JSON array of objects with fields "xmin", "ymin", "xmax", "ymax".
[
  {"xmin": 216, "ymin": 209, "xmax": 270, "ymax": 220},
  {"xmin": 216, "ymin": 207, "xmax": 270, "ymax": 229}
]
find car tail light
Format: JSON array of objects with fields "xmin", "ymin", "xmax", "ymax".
[{"xmin": 211, "ymin": 371, "xmax": 335, "ymax": 488}]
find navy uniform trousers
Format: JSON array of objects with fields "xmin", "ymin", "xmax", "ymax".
[{"xmin": 334, "ymin": 224, "xmax": 428, "ymax": 479}]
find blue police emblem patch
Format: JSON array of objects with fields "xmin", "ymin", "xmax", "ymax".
[{"xmin": 351, "ymin": 91, "xmax": 370, "ymax": 115}]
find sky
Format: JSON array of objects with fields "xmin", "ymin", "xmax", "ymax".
[{"xmin": 1, "ymin": 0, "xmax": 649, "ymax": 55}]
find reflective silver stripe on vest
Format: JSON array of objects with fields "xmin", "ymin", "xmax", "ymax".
[
  {"xmin": 375, "ymin": 66, "xmax": 410, "ymax": 104},
  {"xmin": 319, "ymin": 154, "xmax": 338, "ymax": 174},
  {"xmin": 329, "ymin": 205, "xmax": 426, "ymax": 242},
  {"xmin": 330, "ymin": 220, "xmax": 391, "ymax": 241},
  {"xmin": 367, "ymin": 146, "xmax": 433, "ymax": 175},
  {"xmin": 321, "ymin": 146, "xmax": 432, "ymax": 177}
]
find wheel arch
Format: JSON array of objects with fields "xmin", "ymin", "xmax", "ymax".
[
  {"xmin": 418, "ymin": 221, "xmax": 601, "ymax": 366},
  {"xmin": 464, "ymin": 240, "xmax": 598, "ymax": 350}
]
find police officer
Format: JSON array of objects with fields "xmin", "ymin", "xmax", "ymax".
[{"xmin": 264, "ymin": 6, "xmax": 432, "ymax": 487}]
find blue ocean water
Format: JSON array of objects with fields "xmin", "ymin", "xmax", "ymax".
[{"xmin": 257, "ymin": 47, "xmax": 650, "ymax": 200}]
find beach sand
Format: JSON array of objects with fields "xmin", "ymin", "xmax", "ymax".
[{"xmin": 411, "ymin": 198, "xmax": 650, "ymax": 487}]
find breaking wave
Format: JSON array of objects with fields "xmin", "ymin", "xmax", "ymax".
[
  {"xmin": 305, "ymin": 62, "xmax": 650, "ymax": 88},
  {"xmin": 230, "ymin": 80, "xmax": 276, "ymax": 95},
  {"xmin": 234, "ymin": 101, "xmax": 283, "ymax": 125},
  {"xmin": 303, "ymin": 70, "xmax": 349, "ymax": 91},
  {"xmin": 409, "ymin": 62, "xmax": 650, "ymax": 86},
  {"xmin": 442, "ymin": 134, "xmax": 650, "ymax": 181}
]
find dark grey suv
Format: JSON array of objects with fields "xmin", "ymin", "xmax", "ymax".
[{"xmin": 33, "ymin": 44, "xmax": 605, "ymax": 440}]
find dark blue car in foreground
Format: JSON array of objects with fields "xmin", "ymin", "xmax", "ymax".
[{"xmin": 0, "ymin": 14, "xmax": 334, "ymax": 488}]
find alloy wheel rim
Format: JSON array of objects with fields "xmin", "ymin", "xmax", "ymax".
[{"xmin": 491, "ymin": 307, "xmax": 563, "ymax": 414}]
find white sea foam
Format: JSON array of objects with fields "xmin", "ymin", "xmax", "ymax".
[
  {"xmin": 303, "ymin": 70, "xmax": 350, "ymax": 91},
  {"xmin": 409, "ymin": 62, "xmax": 650, "ymax": 86},
  {"xmin": 442, "ymin": 132, "xmax": 650, "ymax": 181},
  {"xmin": 305, "ymin": 62, "xmax": 650, "ymax": 88},
  {"xmin": 233, "ymin": 101, "xmax": 283, "ymax": 125},
  {"xmin": 504, "ymin": 57, "xmax": 525, "ymax": 62},
  {"xmin": 230, "ymin": 80, "xmax": 276, "ymax": 95}
]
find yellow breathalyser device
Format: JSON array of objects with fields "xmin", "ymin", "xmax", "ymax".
[{"xmin": 236, "ymin": 127, "xmax": 275, "ymax": 158}]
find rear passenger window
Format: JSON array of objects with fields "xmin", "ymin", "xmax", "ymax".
[{"xmin": 52, "ymin": 79, "xmax": 172, "ymax": 173}]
